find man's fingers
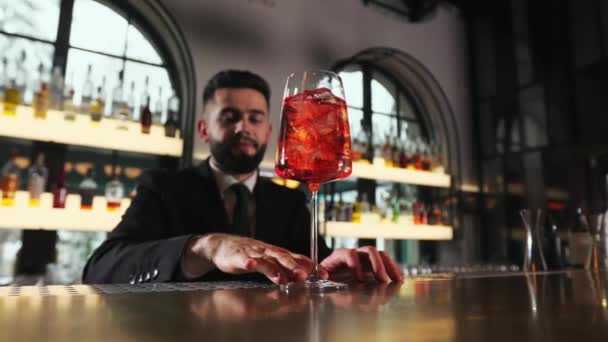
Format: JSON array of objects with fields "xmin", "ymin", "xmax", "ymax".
[
  {"xmin": 243, "ymin": 246, "xmax": 265, "ymax": 259},
  {"xmin": 291, "ymin": 254, "xmax": 314, "ymax": 271},
  {"xmin": 317, "ymin": 265, "xmax": 329, "ymax": 280},
  {"xmin": 263, "ymin": 249, "xmax": 307, "ymax": 279},
  {"xmin": 251, "ymin": 257, "xmax": 290, "ymax": 285},
  {"xmin": 359, "ymin": 247, "xmax": 390, "ymax": 283},
  {"xmin": 379, "ymin": 251, "xmax": 404, "ymax": 282},
  {"xmin": 219, "ymin": 249, "xmax": 258, "ymax": 274},
  {"xmin": 345, "ymin": 249, "xmax": 364, "ymax": 281}
]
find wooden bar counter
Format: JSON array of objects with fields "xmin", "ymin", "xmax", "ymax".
[{"xmin": 1, "ymin": 270, "xmax": 608, "ymax": 341}]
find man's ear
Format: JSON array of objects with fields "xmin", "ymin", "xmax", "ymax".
[{"xmin": 196, "ymin": 118, "xmax": 209, "ymax": 142}]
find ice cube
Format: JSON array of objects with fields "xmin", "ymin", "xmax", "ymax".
[{"xmin": 307, "ymin": 87, "xmax": 338, "ymax": 104}]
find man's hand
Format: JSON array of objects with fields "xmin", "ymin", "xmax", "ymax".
[
  {"xmin": 320, "ymin": 247, "xmax": 404, "ymax": 283},
  {"xmin": 182, "ymin": 233, "xmax": 321, "ymax": 285}
]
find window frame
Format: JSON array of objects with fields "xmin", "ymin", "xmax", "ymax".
[
  {"xmin": 338, "ymin": 61, "xmax": 430, "ymax": 145},
  {"xmin": 0, "ymin": 0, "xmax": 179, "ymax": 100}
]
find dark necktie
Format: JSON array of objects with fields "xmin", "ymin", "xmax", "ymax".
[{"xmin": 230, "ymin": 183, "xmax": 251, "ymax": 237}]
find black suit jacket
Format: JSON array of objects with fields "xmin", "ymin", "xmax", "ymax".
[{"xmin": 82, "ymin": 160, "xmax": 332, "ymax": 284}]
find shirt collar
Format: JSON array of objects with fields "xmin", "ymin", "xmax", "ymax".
[{"xmin": 209, "ymin": 157, "xmax": 257, "ymax": 196}]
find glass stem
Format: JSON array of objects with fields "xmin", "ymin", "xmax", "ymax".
[{"xmin": 310, "ymin": 190, "xmax": 319, "ymax": 279}]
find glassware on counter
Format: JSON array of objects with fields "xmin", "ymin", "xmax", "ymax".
[
  {"xmin": 1, "ymin": 149, "xmax": 21, "ymax": 206},
  {"xmin": 105, "ymin": 172, "xmax": 124, "ymax": 211},
  {"xmin": 78, "ymin": 167, "xmax": 98, "ymax": 210},
  {"xmin": 27, "ymin": 153, "xmax": 48, "ymax": 207},
  {"xmin": 275, "ymin": 70, "xmax": 352, "ymax": 291},
  {"xmin": 112, "ymin": 70, "xmax": 131, "ymax": 130},
  {"xmin": 52, "ymin": 172, "xmax": 67, "ymax": 209},
  {"xmin": 519, "ymin": 209, "xmax": 548, "ymax": 273}
]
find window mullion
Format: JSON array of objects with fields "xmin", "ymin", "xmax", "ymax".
[{"xmin": 53, "ymin": 0, "xmax": 76, "ymax": 75}]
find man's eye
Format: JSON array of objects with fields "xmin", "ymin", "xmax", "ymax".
[
  {"xmin": 250, "ymin": 114, "xmax": 264, "ymax": 124},
  {"xmin": 220, "ymin": 111, "xmax": 239, "ymax": 122}
]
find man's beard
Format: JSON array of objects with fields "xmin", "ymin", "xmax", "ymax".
[{"xmin": 209, "ymin": 134, "xmax": 267, "ymax": 174}]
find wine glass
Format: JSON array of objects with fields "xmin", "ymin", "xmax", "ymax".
[{"xmin": 275, "ymin": 70, "xmax": 352, "ymax": 291}]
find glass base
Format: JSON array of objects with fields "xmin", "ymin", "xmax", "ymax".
[{"xmin": 280, "ymin": 279, "xmax": 348, "ymax": 293}]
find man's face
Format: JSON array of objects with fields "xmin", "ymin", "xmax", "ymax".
[{"xmin": 197, "ymin": 88, "xmax": 272, "ymax": 174}]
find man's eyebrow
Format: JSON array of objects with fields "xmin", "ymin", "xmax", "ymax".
[
  {"xmin": 248, "ymin": 109, "xmax": 267, "ymax": 116},
  {"xmin": 219, "ymin": 107, "xmax": 240, "ymax": 113},
  {"xmin": 218, "ymin": 107, "xmax": 267, "ymax": 116}
]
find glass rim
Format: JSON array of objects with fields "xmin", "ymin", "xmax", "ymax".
[{"xmin": 286, "ymin": 69, "xmax": 340, "ymax": 79}]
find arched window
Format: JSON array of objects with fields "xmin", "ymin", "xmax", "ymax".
[
  {"xmin": 0, "ymin": 0, "xmax": 194, "ymax": 284},
  {"xmin": 0, "ymin": 0, "xmax": 176, "ymax": 122},
  {"xmin": 338, "ymin": 64, "xmax": 430, "ymax": 150}
]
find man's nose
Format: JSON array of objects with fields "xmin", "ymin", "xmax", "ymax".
[{"xmin": 234, "ymin": 117, "xmax": 252, "ymax": 134}]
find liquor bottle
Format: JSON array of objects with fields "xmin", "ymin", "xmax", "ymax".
[
  {"xmin": 336, "ymin": 199, "xmax": 346, "ymax": 222},
  {"xmin": 105, "ymin": 171, "xmax": 124, "ymax": 211},
  {"xmin": 421, "ymin": 202, "xmax": 429, "ymax": 224},
  {"xmin": 351, "ymin": 130, "xmax": 364, "ymax": 162},
  {"xmin": 397, "ymin": 196, "xmax": 410, "ymax": 224},
  {"xmin": 52, "ymin": 172, "xmax": 67, "ymax": 209},
  {"xmin": 362, "ymin": 128, "xmax": 374, "ymax": 163},
  {"xmin": 140, "ymin": 96, "xmax": 152, "ymax": 134},
  {"xmin": 429, "ymin": 144, "xmax": 445, "ymax": 173},
  {"xmin": 112, "ymin": 71, "xmax": 130, "ymax": 130},
  {"xmin": 391, "ymin": 136, "xmax": 400, "ymax": 168},
  {"xmin": 164, "ymin": 91, "xmax": 180, "ymax": 137},
  {"xmin": 440, "ymin": 202, "xmax": 450, "ymax": 226},
  {"xmin": 49, "ymin": 66, "xmax": 64, "ymax": 110},
  {"xmin": 127, "ymin": 81, "xmax": 136, "ymax": 120},
  {"xmin": 398, "ymin": 140, "xmax": 409, "ymax": 168},
  {"xmin": 3, "ymin": 80, "xmax": 20, "ymax": 116},
  {"xmin": 164, "ymin": 111, "xmax": 178, "ymax": 138},
  {"xmin": 0, "ymin": 57, "xmax": 8, "ymax": 96},
  {"xmin": 428, "ymin": 204, "xmax": 442, "ymax": 225},
  {"xmin": 81, "ymin": 64, "xmax": 94, "ymax": 112},
  {"xmin": 78, "ymin": 167, "xmax": 98, "ymax": 210},
  {"xmin": 390, "ymin": 195, "xmax": 400, "ymax": 223},
  {"xmin": 27, "ymin": 153, "xmax": 48, "ymax": 207},
  {"xmin": 421, "ymin": 142, "xmax": 432, "ymax": 171},
  {"xmin": 411, "ymin": 140, "xmax": 423, "ymax": 170},
  {"xmin": 16, "ymin": 50, "xmax": 28, "ymax": 104},
  {"xmin": 318, "ymin": 194, "xmax": 326, "ymax": 225},
  {"xmin": 352, "ymin": 195, "xmax": 362, "ymax": 223},
  {"xmin": 63, "ymin": 88, "xmax": 76, "ymax": 121},
  {"xmin": 63, "ymin": 72, "xmax": 76, "ymax": 121},
  {"xmin": 139, "ymin": 76, "xmax": 150, "ymax": 117},
  {"xmin": 382, "ymin": 134, "xmax": 393, "ymax": 167},
  {"xmin": 412, "ymin": 200, "xmax": 423, "ymax": 225},
  {"xmin": 90, "ymin": 85, "xmax": 105, "ymax": 123},
  {"xmin": 33, "ymin": 82, "xmax": 50, "ymax": 119},
  {"xmin": 1, "ymin": 149, "xmax": 21, "ymax": 206},
  {"xmin": 153, "ymin": 86, "xmax": 163, "ymax": 125}
]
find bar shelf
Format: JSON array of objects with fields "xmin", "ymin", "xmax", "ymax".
[
  {"xmin": 0, "ymin": 191, "xmax": 128, "ymax": 232},
  {"xmin": 0, "ymin": 106, "xmax": 183, "ymax": 157},
  {"xmin": 323, "ymin": 221, "xmax": 453, "ymax": 240}
]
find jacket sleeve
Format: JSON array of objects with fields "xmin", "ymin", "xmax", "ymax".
[
  {"xmin": 82, "ymin": 170, "xmax": 194, "ymax": 284},
  {"xmin": 287, "ymin": 191, "xmax": 333, "ymax": 261}
]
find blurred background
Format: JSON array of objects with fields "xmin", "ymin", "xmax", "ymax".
[{"xmin": 0, "ymin": 0, "xmax": 607, "ymax": 285}]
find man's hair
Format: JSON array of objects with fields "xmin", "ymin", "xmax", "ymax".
[{"xmin": 202, "ymin": 69, "xmax": 271, "ymax": 108}]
